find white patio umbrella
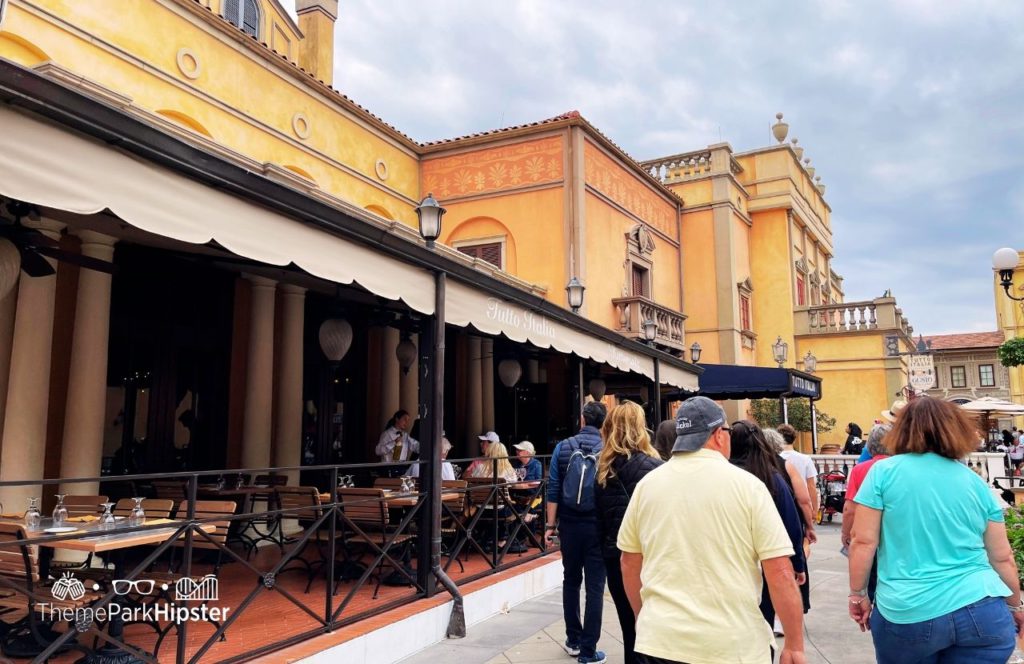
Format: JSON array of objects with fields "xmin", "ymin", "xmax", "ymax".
[{"xmin": 959, "ymin": 397, "xmax": 1024, "ymax": 417}]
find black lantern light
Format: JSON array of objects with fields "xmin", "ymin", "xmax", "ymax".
[
  {"xmin": 415, "ymin": 193, "xmax": 446, "ymax": 248},
  {"xmin": 566, "ymin": 277, "xmax": 585, "ymax": 313},
  {"xmin": 993, "ymin": 247, "xmax": 1022, "ymax": 301}
]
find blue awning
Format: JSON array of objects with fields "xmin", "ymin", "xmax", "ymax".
[{"xmin": 672, "ymin": 363, "xmax": 822, "ymax": 401}]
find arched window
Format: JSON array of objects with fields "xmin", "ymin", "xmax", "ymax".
[{"xmin": 223, "ymin": 0, "xmax": 260, "ymax": 38}]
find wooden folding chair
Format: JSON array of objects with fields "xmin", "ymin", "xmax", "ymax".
[{"xmin": 337, "ymin": 488, "xmax": 415, "ymax": 599}]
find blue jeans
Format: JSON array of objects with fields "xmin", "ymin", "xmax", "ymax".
[
  {"xmin": 559, "ymin": 518, "xmax": 606, "ymax": 657},
  {"xmin": 871, "ymin": 597, "xmax": 1016, "ymax": 664}
]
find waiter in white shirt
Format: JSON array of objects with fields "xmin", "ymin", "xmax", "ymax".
[{"xmin": 375, "ymin": 409, "xmax": 419, "ymax": 465}]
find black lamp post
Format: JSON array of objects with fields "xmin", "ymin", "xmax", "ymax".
[
  {"xmin": 566, "ymin": 277, "xmax": 585, "ymax": 313},
  {"xmin": 415, "ymin": 193, "xmax": 446, "ymax": 249},
  {"xmin": 993, "ymin": 247, "xmax": 1022, "ymax": 300}
]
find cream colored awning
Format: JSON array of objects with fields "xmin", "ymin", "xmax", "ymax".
[
  {"xmin": 0, "ymin": 107, "xmax": 436, "ymax": 314},
  {"xmin": 659, "ymin": 362, "xmax": 699, "ymax": 392},
  {"xmin": 446, "ymin": 278, "xmax": 698, "ymax": 391}
]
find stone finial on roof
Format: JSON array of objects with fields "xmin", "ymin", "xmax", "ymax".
[{"xmin": 772, "ymin": 112, "xmax": 789, "ymax": 143}]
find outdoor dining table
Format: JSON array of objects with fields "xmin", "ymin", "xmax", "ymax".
[
  {"xmin": 24, "ymin": 516, "xmax": 216, "ymax": 663},
  {"xmin": 320, "ymin": 489, "xmax": 462, "ymax": 508}
]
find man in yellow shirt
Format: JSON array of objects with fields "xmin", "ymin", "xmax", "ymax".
[{"xmin": 617, "ymin": 396, "xmax": 806, "ymax": 664}]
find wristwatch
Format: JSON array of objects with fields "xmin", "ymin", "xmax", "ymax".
[{"xmin": 849, "ymin": 588, "xmax": 867, "ymax": 599}]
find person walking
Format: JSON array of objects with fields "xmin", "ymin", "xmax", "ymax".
[
  {"xmin": 848, "ymin": 396, "xmax": 1023, "ymax": 663},
  {"xmin": 652, "ymin": 419, "xmax": 675, "ymax": 461},
  {"xmin": 842, "ymin": 422, "xmax": 864, "ymax": 456},
  {"xmin": 545, "ymin": 401, "xmax": 608, "ymax": 664},
  {"xmin": 841, "ymin": 422, "xmax": 890, "ymax": 601},
  {"xmin": 618, "ymin": 396, "xmax": 806, "ymax": 664},
  {"xmin": 1011, "ymin": 436, "xmax": 1024, "ymax": 476},
  {"xmin": 729, "ymin": 420, "xmax": 807, "ymax": 632},
  {"xmin": 594, "ymin": 402, "xmax": 663, "ymax": 664}
]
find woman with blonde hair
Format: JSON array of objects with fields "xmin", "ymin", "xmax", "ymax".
[
  {"xmin": 849, "ymin": 396, "xmax": 1022, "ymax": 662},
  {"xmin": 478, "ymin": 441, "xmax": 518, "ymax": 483},
  {"xmin": 594, "ymin": 402, "xmax": 663, "ymax": 664}
]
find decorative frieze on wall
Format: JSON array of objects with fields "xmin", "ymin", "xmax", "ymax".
[
  {"xmin": 583, "ymin": 141, "xmax": 676, "ymax": 239},
  {"xmin": 422, "ymin": 136, "xmax": 563, "ymax": 199}
]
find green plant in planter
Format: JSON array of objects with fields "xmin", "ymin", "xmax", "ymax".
[
  {"xmin": 1004, "ymin": 505, "xmax": 1024, "ymax": 576},
  {"xmin": 998, "ymin": 337, "xmax": 1024, "ymax": 368}
]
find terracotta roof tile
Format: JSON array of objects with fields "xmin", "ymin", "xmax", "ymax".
[
  {"xmin": 421, "ymin": 111, "xmax": 582, "ymax": 146},
  {"xmin": 922, "ymin": 331, "xmax": 1004, "ymax": 350}
]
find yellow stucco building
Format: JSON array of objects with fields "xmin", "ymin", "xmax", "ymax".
[{"xmin": 0, "ymin": 0, "xmax": 909, "ymax": 463}]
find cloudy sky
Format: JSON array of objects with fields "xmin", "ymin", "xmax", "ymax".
[{"xmin": 285, "ymin": 0, "xmax": 1022, "ymax": 335}]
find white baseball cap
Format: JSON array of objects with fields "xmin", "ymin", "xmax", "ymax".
[
  {"xmin": 478, "ymin": 431, "xmax": 500, "ymax": 444},
  {"xmin": 513, "ymin": 441, "xmax": 535, "ymax": 454}
]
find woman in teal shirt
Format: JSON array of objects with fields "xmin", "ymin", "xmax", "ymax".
[{"xmin": 848, "ymin": 397, "xmax": 1023, "ymax": 663}]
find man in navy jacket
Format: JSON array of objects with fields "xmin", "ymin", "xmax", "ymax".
[{"xmin": 545, "ymin": 401, "xmax": 608, "ymax": 664}]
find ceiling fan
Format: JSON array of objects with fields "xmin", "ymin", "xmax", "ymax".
[{"xmin": 0, "ymin": 199, "xmax": 117, "ymax": 278}]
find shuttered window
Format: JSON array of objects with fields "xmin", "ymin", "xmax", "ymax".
[
  {"xmin": 796, "ymin": 276, "xmax": 806, "ymax": 306},
  {"xmin": 739, "ymin": 294, "xmax": 751, "ymax": 331},
  {"xmin": 224, "ymin": 0, "xmax": 260, "ymax": 38},
  {"xmin": 457, "ymin": 242, "xmax": 503, "ymax": 269},
  {"xmin": 632, "ymin": 265, "xmax": 649, "ymax": 298}
]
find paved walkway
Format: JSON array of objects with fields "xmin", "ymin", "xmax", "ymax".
[{"xmin": 402, "ymin": 522, "xmax": 867, "ymax": 664}]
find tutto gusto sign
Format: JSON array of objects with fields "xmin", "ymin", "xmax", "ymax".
[{"xmin": 486, "ymin": 298, "xmax": 556, "ymax": 339}]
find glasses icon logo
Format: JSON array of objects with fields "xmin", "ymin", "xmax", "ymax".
[{"xmin": 112, "ymin": 579, "xmax": 155, "ymax": 596}]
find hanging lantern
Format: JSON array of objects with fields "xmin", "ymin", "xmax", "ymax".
[
  {"xmin": 498, "ymin": 359, "xmax": 522, "ymax": 387},
  {"xmin": 588, "ymin": 378, "xmax": 606, "ymax": 400},
  {"xmin": 396, "ymin": 335, "xmax": 417, "ymax": 375},
  {"xmin": 318, "ymin": 319, "xmax": 353, "ymax": 361},
  {"xmin": 0, "ymin": 238, "xmax": 20, "ymax": 300}
]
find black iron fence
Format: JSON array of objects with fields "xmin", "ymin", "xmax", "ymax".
[{"xmin": 0, "ymin": 456, "xmax": 555, "ymax": 663}]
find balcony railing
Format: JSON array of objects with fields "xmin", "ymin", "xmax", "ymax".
[
  {"xmin": 640, "ymin": 145, "xmax": 743, "ymax": 185},
  {"xmin": 611, "ymin": 295, "xmax": 686, "ymax": 354},
  {"xmin": 809, "ymin": 453, "xmax": 1005, "ymax": 487},
  {"xmin": 796, "ymin": 297, "xmax": 913, "ymax": 338}
]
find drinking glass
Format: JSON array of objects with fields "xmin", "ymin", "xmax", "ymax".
[
  {"xmin": 215, "ymin": 475, "xmax": 226, "ymax": 491},
  {"xmin": 129, "ymin": 497, "xmax": 145, "ymax": 527},
  {"xmin": 25, "ymin": 498, "xmax": 41, "ymax": 531},
  {"xmin": 235, "ymin": 474, "xmax": 245, "ymax": 490},
  {"xmin": 53, "ymin": 494, "xmax": 68, "ymax": 527},
  {"xmin": 100, "ymin": 502, "xmax": 116, "ymax": 530},
  {"xmin": 516, "ymin": 468, "xmax": 527, "ymax": 482}
]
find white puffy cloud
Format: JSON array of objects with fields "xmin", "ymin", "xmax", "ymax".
[{"xmin": 280, "ymin": 0, "xmax": 1024, "ymax": 334}]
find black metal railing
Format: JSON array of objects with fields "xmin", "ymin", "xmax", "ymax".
[{"xmin": 0, "ymin": 456, "xmax": 556, "ymax": 663}]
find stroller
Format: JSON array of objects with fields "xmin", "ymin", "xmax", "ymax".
[{"xmin": 816, "ymin": 468, "xmax": 847, "ymax": 524}]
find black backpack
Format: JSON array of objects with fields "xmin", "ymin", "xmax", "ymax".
[{"xmin": 560, "ymin": 437, "xmax": 599, "ymax": 512}]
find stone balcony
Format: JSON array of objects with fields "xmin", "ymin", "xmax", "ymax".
[
  {"xmin": 795, "ymin": 296, "xmax": 913, "ymax": 341},
  {"xmin": 610, "ymin": 295, "xmax": 687, "ymax": 355},
  {"xmin": 640, "ymin": 144, "xmax": 743, "ymax": 185}
]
